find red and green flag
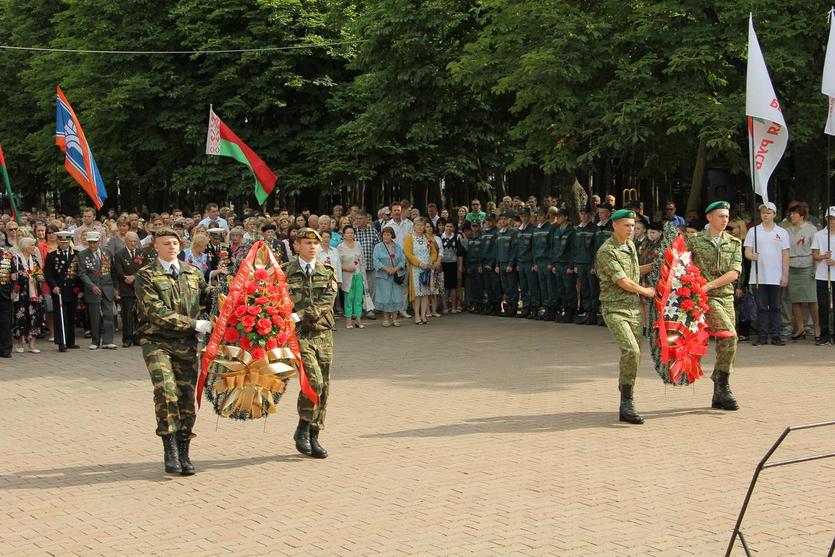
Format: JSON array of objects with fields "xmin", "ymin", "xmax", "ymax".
[
  {"xmin": 0, "ymin": 145, "xmax": 20, "ymax": 224},
  {"xmin": 205, "ymin": 106, "xmax": 277, "ymax": 205}
]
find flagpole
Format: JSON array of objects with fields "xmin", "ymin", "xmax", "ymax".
[{"xmin": 748, "ymin": 117, "xmax": 760, "ymax": 289}]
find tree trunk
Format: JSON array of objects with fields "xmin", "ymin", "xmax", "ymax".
[{"xmin": 686, "ymin": 138, "xmax": 707, "ymax": 214}]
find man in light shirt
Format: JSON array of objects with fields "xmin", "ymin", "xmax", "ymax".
[
  {"xmin": 197, "ymin": 203, "xmax": 229, "ymax": 230},
  {"xmin": 744, "ymin": 202, "xmax": 790, "ymax": 346},
  {"xmin": 811, "ymin": 206, "xmax": 835, "ymax": 345}
]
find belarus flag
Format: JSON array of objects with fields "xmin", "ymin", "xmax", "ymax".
[
  {"xmin": 206, "ymin": 107, "xmax": 277, "ymax": 205},
  {"xmin": 746, "ymin": 15, "xmax": 788, "ymax": 205}
]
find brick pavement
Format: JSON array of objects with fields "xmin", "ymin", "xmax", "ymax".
[{"xmin": 0, "ymin": 315, "xmax": 833, "ymax": 556}]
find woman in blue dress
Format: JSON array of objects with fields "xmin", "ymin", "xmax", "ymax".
[{"xmin": 373, "ymin": 226, "xmax": 407, "ymax": 327}]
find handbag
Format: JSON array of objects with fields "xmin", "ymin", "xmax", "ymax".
[
  {"xmin": 384, "ymin": 243, "xmax": 405, "ymax": 284},
  {"xmin": 363, "ymin": 291, "xmax": 375, "ymax": 312}
]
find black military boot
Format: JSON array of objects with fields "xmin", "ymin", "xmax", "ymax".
[
  {"xmin": 161, "ymin": 434, "xmax": 182, "ymax": 474},
  {"xmin": 309, "ymin": 427, "xmax": 328, "ymax": 459},
  {"xmin": 585, "ymin": 312, "xmax": 598, "ymax": 325},
  {"xmin": 619, "ymin": 385, "xmax": 644, "ymax": 424},
  {"xmin": 712, "ymin": 372, "xmax": 739, "ymax": 411},
  {"xmin": 176, "ymin": 437, "xmax": 195, "ymax": 476},
  {"xmin": 596, "ymin": 313, "xmax": 606, "ymax": 326},
  {"xmin": 294, "ymin": 419, "xmax": 313, "ymax": 455},
  {"xmin": 562, "ymin": 309, "xmax": 575, "ymax": 324},
  {"xmin": 543, "ymin": 308, "xmax": 556, "ymax": 321},
  {"xmin": 516, "ymin": 307, "xmax": 528, "ymax": 318}
]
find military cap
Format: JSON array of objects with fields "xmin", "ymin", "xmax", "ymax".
[
  {"xmin": 537, "ymin": 207, "xmax": 549, "ymax": 216},
  {"xmin": 56, "ymin": 231, "xmax": 73, "ymax": 240},
  {"xmin": 153, "ymin": 227, "xmax": 182, "ymax": 243},
  {"xmin": 501, "ymin": 210, "xmax": 517, "ymax": 218},
  {"xmin": 261, "ymin": 223, "xmax": 277, "ymax": 232},
  {"xmin": 517, "ymin": 207, "xmax": 532, "ymax": 216},
  {"xmin": 705, "ymin": 201, "xmax": 730, "ymax": 214},
  {"xmin": 648, "ymin": 221, "xmax": 664, "ymax": 232},
  {"xmin": 207, "ymin": 227, "xmax": 226, "ymax": 236},
  {"xmin": 555, "ymin": 208, "xmax": 569, "ymax": 217},
  {"xmin": 85, "ymin": 231, "xmax": 101, "ymax": 242},
  {"xmin": 611, "ymin": 209, "xmax": 636, "ymax": 221},
  {"xmin": 484, "ymin": 213, "xmax": 497, "ymax": 221},
  {"xmin": 296, "ymin": 227, "xmax": 322, "ymax": 242},
  {"xmin": 598, "ymin": 202, "xmax": 614, "ymax": 212},
  {"xmin": 625, "ymin": 200, "xmax": 641, "ymax": 210}
]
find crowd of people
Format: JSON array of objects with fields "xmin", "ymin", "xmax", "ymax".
[{"xmin": 1, "ymin": 193, "xmax": 834, "ymax": 359}]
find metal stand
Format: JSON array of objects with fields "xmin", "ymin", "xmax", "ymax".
[{"xmin": 725, "ymin": 420, "xmax": 835, "ymax": 556}]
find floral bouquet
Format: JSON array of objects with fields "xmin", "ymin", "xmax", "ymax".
[
  {"xmin": 198, "ymin": 241, "xmax": 318, "ymax": 420},
  {"xmin": 651, "ymin": 235, "xmax": 711, "ymax": 386}
]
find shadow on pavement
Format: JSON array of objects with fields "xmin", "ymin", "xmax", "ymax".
[
  {"xmin": 363, "ymin": 407, "xmax": 717, "ymax": 438},
  {"xmin": 0, "ymin": 453, "xmax": 302, "ymax": 490}
]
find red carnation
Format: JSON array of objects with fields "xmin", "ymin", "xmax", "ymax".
[
  {"xmin": 247, "ymin": 305, "xmax": 261, "ymax": 316},
  {"xmin": 223, "ymin": 327, "xmax": 239, "ymax": 343},
  {"xmin": 265, "ymin": 337, "xmax": 278, "ymax": 350},
  {"xmin": 250, "ymin": 346, "xmax": 266, "ymax": 360},
  {"xmin": 246, "ymin": 281, "xmax": 259, "ymax": 294},
  {"xmin": 680, "ymin": 299, "xmax": 695, "ymax": 311},
  {"xmin": 241, "ymin": 315, "xmax": 256, "ymax": 331},
  {"xmin": 691, "ymin": 310, "xmax": 702, "ymax": 320},
  {"xmin": 234, "ymin": 304, "xmax": 248, "ymax": 318},
  {"xmin": 254, "ymin": 268, "xmax": 269, "ymax": 281},
  {"xmin": 240, "ymin": 336, "xmax": 252, "ymax": 350},
  {"xmin": 676, "ymin": 286, "xmax": 692, "ymax": 298}
]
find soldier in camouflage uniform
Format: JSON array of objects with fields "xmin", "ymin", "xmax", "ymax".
[
  {"xmin": 465, "ymin": 222, "xmax": 483, "ymax": 313},
  {"xmin": 572, "ymin": 205, "xmax": 598, "ymax": 324},
  {"xmin": 548, "ymin": 208, "xmax": 576, "ymax": 323},
  {"xmin": 495, "ymin": 210, "xmax": 519, "ymax": 317},
  {"xmin": 595, "ymin": 209, "xmax": 656, "ymax": 424},
  {"xmin": 531, "ymin": 207, "xmax": 552, "ymax": 319},
  {"xmin": 685, "ymin": 201, "xmax": 741, "ymax": 411},
  {"xmin": 514, "ymin": 208, "xmax": 538, "ymax": 318},
  {"xmin": 285, "ymin": 228, "xmax": 338, "ymax": 459},
  {"xmin": 135, "ymin": 228, "xmax": 214, "ymax": 475},
  {"xmin": 480, "ymin": 214, "xmax": 501, "ymax": 315}
]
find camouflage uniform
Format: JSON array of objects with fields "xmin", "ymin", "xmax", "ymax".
[
  {"xmin": 595, "ymin": 236, "xmax": 642, "ymax": 386},
  {"xmin": 285, "ymin": 258, "xmax": 338, "ymax": 429},
  {"xmin": 686, "ymin": 230, "xmax": 742, "ymax": 380},
  {"xmin": 135, "ymin": 260, "xmax": 212, "ymax": 438}
]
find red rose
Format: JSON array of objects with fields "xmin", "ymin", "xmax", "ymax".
[
  {"xmin": 241, "ymin": 315, "xmax": 256, "ymax": 331},
  {"xmin": 277, "ymin": 304, "xmax": 293, "ymax": 318},
  {"xmin": 246, "ymin": 281, "xmax": 259, "ymax": 294},
  {"xmin": 265, "ymin": 305, "xmax": 278, "ymax": 315},
  {"xmin": 234, "ymin": 305, "xmax": 248, "ymax": 318},
  {"xmin": 254, "ymin": 269, "xmax": 269, "ymax": 281},
  {"xmin": 277, "ymin": 331, "xmax": 288, "ymax": 345},
  {"xmin": 265, "ymin": 337, "xmax": 278, "ymax": 350},
  {"xmin": 272, "ymin": 315, "xmax": 283, "ymax": 325},
  {"xmin": 255, "ymin": 296, "xmax": 270, "ymax": 305},
  {"xmin": 223, "ymin": 327, "xmax": 239, "ymax": 343},
  {"xmin": 247, "ymin": 305, "xmax": 261, "ymax": 316},
  {"xmin": 257, "ymin": 317, "xmax": 272, "ymax": 329},
  {"xmin": 250, "ymin": 346, "xmax": 266, "ymax": 360}
]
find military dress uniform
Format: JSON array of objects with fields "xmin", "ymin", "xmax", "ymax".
[
  {"xmin": 113, "ymin": 245, "xmax": 144, "ymax": 346},
  {"xmin": 514, "ymin": 213, "xmax": 538, "ymax": 318},
  {"xmin": 572, "ymin": 218, "xmax": 598, "ymax": 324},
  {"xmin": 0, "ymin": 246, "xmax": 17, "ymax": 358},
  {"xmin": 548, "ymin": 216, "xmax": 576, "ymax": 323},
  {"xmin": 686, "ymin": 201, "xmax": 742, "ymax": 411},
  {"xmin": 77, "ymin": 237, "xmax": 116, "ymax": 349},
  {"xmin": 531, "ymin": 216, "xmax": 552, "ymax": 319},
  {"xmin": 595, "ymin": 209, "xmax": 646, "ymax": 424},
  {"xmin": 44, "ymin": 238, "xmax": 81, "ymax": 351},
  {"xmin": 495, "ymin": 218, "xmax": 519, "ymax": 316},
  {"xmin": 465, "ymin": 232, "xmax": 483, "ymax": 312},
  {"xmin": 135, "ymin": 250, "xmax": 213, "ymax": 474},
  {"xmin": 479, "ymin": 220, "xmax": 501, "ymax": 315},
  {"xmin": 285, "ymin": 230, "xmax": 338, "ymax": 459}
]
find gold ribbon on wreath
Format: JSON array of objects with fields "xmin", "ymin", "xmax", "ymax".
[{"xmin": 209, "ymin": 344, "xmax": 298, "ymax": 419}]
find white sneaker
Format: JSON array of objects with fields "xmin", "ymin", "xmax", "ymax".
[
  {"xmin": 102, "ymin": 344, "xmax": 118, "ymax": 350},
  {"xmin": 89, "ymin": 344, "xmax": 99, "ymax": 350}
]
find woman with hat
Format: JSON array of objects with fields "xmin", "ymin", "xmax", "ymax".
[{"xmin": 12, "ymin": 235, "xmax": 46, "ymax": 353}]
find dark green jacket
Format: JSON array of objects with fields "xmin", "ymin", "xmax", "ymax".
[
  {"xmin": 548, "ymin": 224, "xmax": 574, "ymax": 266},
  {"xmin": 571, "ymin": 222, "xmax": 597, "ymax": 266},
  {"xmin": 514, "ymin": 223, "xmax": 535, "ymax": 264},
  {"xmin": 480, "ymin": 227, "xmax": 498, "ymax": 267},
  {"xmin": 496, "ymin": 228, "xmax": 517, "ymax": 266},
  {"xmin": 532, "ymin": 222, "xmax": 552, "ymax": 261}
]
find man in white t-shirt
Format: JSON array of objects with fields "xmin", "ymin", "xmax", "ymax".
[
  {"xmin": 811, "ymin": 206, "xmax": 835, "ymax": 345},
  {"xmin": 743, "ymin": 202, "xmax": 790, "ymax": 345}
]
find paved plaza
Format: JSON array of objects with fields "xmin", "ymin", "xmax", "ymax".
[{"xmin": 0, "ymin": 315, "xmax": 833, "ymax": 556}]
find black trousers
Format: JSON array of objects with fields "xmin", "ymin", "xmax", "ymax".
[
  {"xmin": 755, "ymin": 284, "xmax": 782, "ymax": 340},
  {"xmin": 0, "ymin": 295, "xmax": 12, "ymax": 356},
  {"xmin": 51, "ymin": 291, "xmax": 77, "ymax": 348},
  {"xmin": 121, "ymin": 296, "xmax": 137, "ymax": 341},
  {"xmin": 816, "ymin": 280, "xmax": 835, "ymax": 338}
]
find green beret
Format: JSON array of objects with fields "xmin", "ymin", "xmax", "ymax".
[
  {"xmin": 296, "ymin": 227, "xmax": 322, "ymax": 242},
  {"xmin": 705, "ymin": 201, "xmax": 730, "ymax": 214},
  {"xmin": 611, "ymin": 209, "xmax": 636, "ymax": 221},
  {"xmin": 154, "ymin": 227, "xmax": 182, "ymax": 243}
]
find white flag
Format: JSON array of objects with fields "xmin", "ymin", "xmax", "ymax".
[
  {"xmin": 822, "ymin": 8, "xmax": 835, "ymax": 135},
  {"xmin": 746, "ymin": 15, "xmax": 788, "ymax": 205}
]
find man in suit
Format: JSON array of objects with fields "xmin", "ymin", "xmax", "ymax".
[
  {"xmin": 44, "ymin": 231, "xmax": 81, "ymax": 352},
  {"xmin": 112, "ymin": 231, "xmax": 142, "ymax": 347},
  {"xmin": 77, "ymin": 231, "xmax": 117, "ymax": 350}
]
